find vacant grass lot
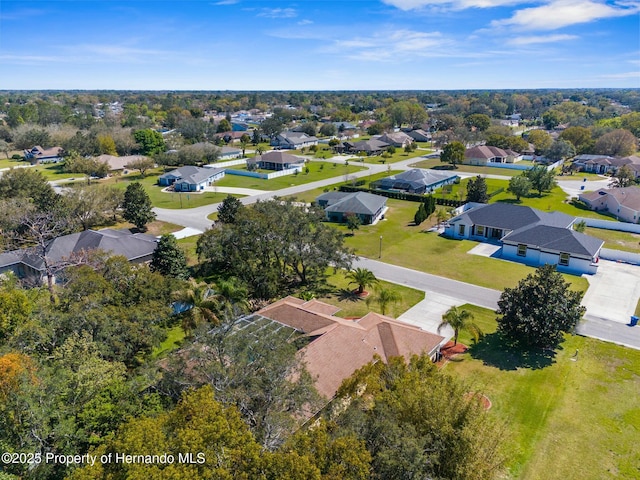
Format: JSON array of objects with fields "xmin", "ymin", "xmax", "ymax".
[
  {"xmin": 410, "ymin": 158, "xmax": 527, "ymax": 177},
  {"xmin": 340, "ymin": 198, "xmax": 589, "ymax": 292},
  {"xmin": 584, "ymin": 227, "xmax": 640, "ymax": 253},
  {"xmin": 214, "ymin": 162, "xmax": 365, "ymax": 191},
  {"xmin": 447, "ymin": 305, "xmax": 640, "ymax": 480}
]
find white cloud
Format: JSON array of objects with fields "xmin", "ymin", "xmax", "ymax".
[
  {"xmin": 211, "ymin": 0, "xmax": 239, "ymax": 4},
  {"xmin": 599, "ymin": 71, "xmax": 640, "ymax": 79},
  {"xmin": 381, "ymin": 0, "xmax": 524, "ymax": 10},
  {"xmin": 257, "ymin": 7, "xmax": 297, "ymax": 18},
  {"xmin": 508, "ymin": 34, "xmax": 578, "ymax": 45},
  {"xmin": 491, "ymin": 0, "xmax": 640, "ymax": 30},
  {"xmin": 298, "ymin": 19, "xmax": 314, "ymax": 25},
  {"xmin": 329, "ymin": 29, "xmax": 453, "ymax": 61},
  {"xmin": 0, "ymin": 8, "xmax": 46, "ymax": 21}
]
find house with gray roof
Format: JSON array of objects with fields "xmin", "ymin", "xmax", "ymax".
[
  {"xmin": 406, "ymin": 129, "xmax": 432, "ymax": 142},
  {"xmin": 0, "ymin": 229, "xmax": 158, "ymax": 284},
  {"xmin": 158, "ymin": 165, "xmax": 225, "ymax": 192},
  {"xmin": 372, "ymin": 169, "xmax": 458, "ymax": 194},
  {"xmin": 246, "ymin": 151, "xmax": 305, "ymax": 171},
  {"xmin": 316, "ymin": 191, "xmax": 387, "ymax": 225},
  {"xmin": 271, "ymin": 131, "xmax": 318, "ymax": 149},
  {"xmin": 445, "ymin": 203, "xmax": 603, "ymax": 275},
  {"xmin": 345, "ymin": 139, "xmax": 390, "ymax": 155},
  {"xmin": 573, "ymin": 154, "xmax": 640, "ymax": 175}
]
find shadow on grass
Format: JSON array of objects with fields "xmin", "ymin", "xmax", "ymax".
[
  {"xmin": 468, "ymin": 332, "xmax": 557, "ymax": 370},
  {"xmin": 336, "ymin": 288, "xmax": 362, "ymax": 303}
]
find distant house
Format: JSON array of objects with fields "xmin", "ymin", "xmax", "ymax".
[
  {"xmin": 218, "ymin": 146, "xmax": 242, "ymax": 160},
  {"xmin": 445, "ymin": 203, "xmax": 603, "ymax": 275},
  {"xmin": 246, "ymin": 151, "xmax": 305, "ymax": 171},
  {"xmin": 372, "ymin": 169, "xmax": 458, "ymax": 194},
  {"xmin": 24, "ymin": 146, "xmax": 63, "ymax": 164},
  {"xmin": 255, "ymin": 296, "xmax": 445, "ymax": 399},
  {"xmin": 158, "ymin": 166, "xmax": 225, "ymax": 192},
  {"xmin": 271, "ymin": 131, "xmax": 318, "ymax": 149},
  {"xmin": 406, "ymin": 129, "xmax": 432, "ymax": 142},
  {"xmin": 579, "ymin": 187, "xmax": 640, "ymax": 224},
  {"xmin": 0, "ymin": 229, "xmax": 158, "ymax": 284},
  {"xmin": 316, "ymin": 191, "xmax": 387, "ymax": 225},
  {"xmin": 345, "ymin": 139, "xmax": 390, "ymax": 155},
  {"xmin": 95, "ymin": 154, "xmax": 149, "ymax": 172},
  {"xmin": 464, "ymin": 145, "xmax": 522, "ymax": 165},
  {"xmin": 572, "ymin": 154, "xmax": 640, "ymax": 175},
  {"xmin": 212, "ymin": 131, "xmax": 245, "ymax": 143},
  {"xmin": 378, "ymin": 131, "xmax": 413, "ymax": 148}
]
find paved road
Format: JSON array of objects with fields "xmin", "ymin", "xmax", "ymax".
[{"xmin": 355, "ymin": 257, "xmax": 640, "ymax": 350}]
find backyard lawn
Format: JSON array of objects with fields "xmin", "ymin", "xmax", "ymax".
[
  {"xmin": 214, "ymin": 161, "xmax": 365, "ymax": 191},
  {"xmin": 446, "ymin": 304, "xmax": 640, "ymax": 480},
  {"xmin": 584, "ymin": 227, "xmax": 640, "ymax": 254}
]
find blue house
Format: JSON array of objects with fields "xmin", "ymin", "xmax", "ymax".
[{"xmin": 158, "ymin": 166, "xmax": 225, "ymax": 192}]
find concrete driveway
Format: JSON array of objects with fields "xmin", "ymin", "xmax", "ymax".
[
  {"xmin": 557, "ymin": 177, "xmax": 610, "ymax": 198},
  {"xmin": 581, "ymin": 260, "xmax": 640, "ymax": 324}
]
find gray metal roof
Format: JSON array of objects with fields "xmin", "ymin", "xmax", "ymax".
[
  {"xmin": 159, "ymin": 166, "xmax": 224, "ymax": 185},
  {"xmin": 502, "ymin": 225, "xmax": 604, "ymax": 257},
  {"xmin": 376, "ymin": 168, "xmax": 457, "ymax": 190}
]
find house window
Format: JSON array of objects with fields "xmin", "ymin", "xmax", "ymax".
[
  {"xmin": 559, "ymin": 253, "xmax": 570, "ymax": 266},
  {"xmin": 476, "ymin": 225, "xmax": 485, "ymax": 236},
  {"xmin": 517, "ymin": 244, "xmax": 527, "ymax": 257},
  {"xmin": 458, "ymin": 225, "xmax": 465, "ymax": 236}
]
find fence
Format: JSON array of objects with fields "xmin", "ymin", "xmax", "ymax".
[
  {"xmin": 600, "ymin": 248, "xmax": 640, "ymax": 265},
  {"xmin": 204, "ymin": 158, "xmax": 246, "ymax": 169},
  {"xmin": 578, "ymin": 217, "xmax": 640, "ymax": 234},
  {"xmin": 225, "ymin": 166, "xmax": 302, "ymax": 180}
]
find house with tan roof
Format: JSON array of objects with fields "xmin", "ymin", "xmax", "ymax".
[
  {"xmin": 246, "ymin": 151, "xmax": 305, "ymax": 171},
  {"xmin": 464, "ymin": 145, "xmax": 521, "ymax": 166},
  {"xmin": 573, "ymin": 154, "xmax": 640, "ymax": 175},
  {"xmin": 95, "ymin": 154, "xmax": 149, "ymax": 172},
  {"xmin": 255, "ymin": 296, "xmax": 445, "ymax": 399},
  {"xmin": 24, "ymin": 146, "xmax": 63, "ymax": 164},
  {"xmin": 579, "ymin": 186, "xmax": 640, "ymax": 224},
  {"xmin": 378, "ymin": 131, "xmax": 413, "ymax": 148}
]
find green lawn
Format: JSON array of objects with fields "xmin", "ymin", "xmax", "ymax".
[
  {"xmin": 410, "ymin": 158, "xmax": 530, "ymax": 177},
  {"xmin": 152, "ymin": 325, "xmax": 186, "ymax": 358},
  {"xmin": 105, "ymin": 172, "xmax": 244, "ymax": 209},
  {"xmin": 584, "ymin": 227, "xmax": 640, "ymax": 254},
  {"xmin": 358, "ymin": 148, "xmax": 427, "ymax": 165},
  {"xmin": 635, "ymin": 299, "xmax": 640, "ymax": 317},
  {"xmin": 316, "ymin": 269, "xmax": 425, "ymax": 319},
  {"xmin": 0, "ymin": 157, "xmax": 27, "ymax": 169},
  {"xmin": 446, "ymin": 305, "xmax": 640, "ymax": 480},
  {"xmin": 32, "ymin": 163, "xmax": 79, "ymax": 181},
  {"xmin": 214, "ymin": 162, "xmax": 366, "ymax": 191},
  {"xmin": 340, "ymin": 198, "xmax": 588, "ymax": 292},
  {"xmin": 177, "ymin": 235, "xmax": 200, "ymax": 266}
]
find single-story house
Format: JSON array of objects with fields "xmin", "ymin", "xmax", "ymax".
[
  {"xmin": 377, "ymin": 131, "xmax": 413, "ymax": 148},
  {"xmin": 406, "ymin": 129, "xmax": 432, "ymax": 142},
  {"xmin": 372, "ymin": 168, "xmax": 458, "ymax": 194},
  {"xmin": 271, "ymin": 131, "xmax": 318, "ymax": 149},
  {"xmin": 0, "ymin": 229, "xmax": 158, "ymax": 284},
  {"xmin": 158, "ymin": 165, "xmax": 225, "ymax": 191},
  {"xmin": 316, "ymin": 191, "xmax": 387, "ymax": 225},
  {"xmin": 345, "ymin": 139, "xmax": 390, "ymax": 155},
  {"xmin": 445, "ymin": 203, "xmax": 603, "ymax": 275},
  {"xmin": 573, "ymin": 154, "xmax": 640, "ymax": 175},
  {"xmin": 464, "ymin": 145, "xmax": 522, "ymax": 165},
  {"xmin": 95, "ymin": 154, "xmax": 149, "ymax": 172},
  {"xmin": 255, "ymin": 296, "xmax": 445, "ymax": 399},
  {"xmin": 212, "ymin": 131, "xmax": 245, "ymax": 143},
  {"xmin": 246, "ymin": 151, "xmax": 305, "ymax": 171},
  {"xmin": 218, "ymin": 146, "xmax": 242, "ymax": 160},
  {"xmin": 579, "ymin": 187, "xmax": 640, "ymax": 224},
  {"xmin": 24, "ymin": 146, "xmax": 63, "ymax": 164}
]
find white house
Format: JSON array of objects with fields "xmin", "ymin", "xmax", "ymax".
[
  {"xmin": 464, "ymin": 145, "xmax": 522, "ymax": 166},
  {"xmin": 271, "ymin": 131, "xmax": 318, "ymax": 149},
  {"xmin": 445, "ymin": 203, "xmax": 603, "ymax": 275},
  {"xmin": 158, "ymin": 166, "xmax": 225, "ymax": 192},
  {"xmin": 579, "ymin": 187, "xmax": 640, "ymax": 224}
]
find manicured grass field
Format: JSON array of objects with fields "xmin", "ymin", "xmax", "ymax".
[
  {"xmin": 316, "ymin": 269, "xmax": 425, "ymax": 319},
  {"xmin": 446, "ymin": 305, "xmax": 640, "ymax": 480},
  {"xmin": 360, "ymin": 148, "xmax": 429, "ymax": 164},
  {"xmin": 340, "ymin": 198, "xmax": 589, "ymax": 292},
  {"xmin": 584, "ymin": 227, "xmax": 640, "ymax": 254},
  {"xmin": 105, "ymin": 172, "xmax": 244, "ymax": 209},
  {"xmin": 152, "ymin": 325, "xmax": 187, "ymax": 359},
  {"xmin": 410, "ymin": 158, "xmax": 525, "ymax": 177},
  {"xmin": 0, "ymin": 157, "xmax": 26, "ymax": 169},
  {"xmin": 214, "ymin": 161, "xmax": 365, "ymax": 191}
]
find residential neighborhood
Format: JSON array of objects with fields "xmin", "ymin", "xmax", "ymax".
[{"xmin": 0, "ymin": 88, "xmax": 639, "ymax": 480}]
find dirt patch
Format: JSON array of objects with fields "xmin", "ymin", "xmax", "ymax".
[
  {"xmin": 436, "ymin": 341, "xmax": 469, "ymax": 368},
  {"xmin": 465, "ymin": 392, "xmax": 492, "ymax": 410}
]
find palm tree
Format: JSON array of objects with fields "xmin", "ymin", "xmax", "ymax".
[
  {"xmin": 172, "ymin": 279, "xmax": 220, "ymax": 337},
  {"xmin": 210, "ymin": 278, "xmax": 250, "ymax": 314},
  {"xmin": 345, "ymin": 268, "xmax": 378, "ymax": 295},
  {"xmin": 438, "ymin": 306, "xmax": 483, "ymax": 346},
  {"xmin": 367, "ymin": 287, "xmax": 401, "ymax": 316}
]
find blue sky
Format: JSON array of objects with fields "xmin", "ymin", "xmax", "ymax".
[{"xmin": 0, "ymin": 0, "xmax": 638, "ymax": 90}]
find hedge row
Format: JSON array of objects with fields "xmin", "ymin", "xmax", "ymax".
[{"xmin": 338, "ymin": 185, "xmax": 465, "ymax": 208}]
